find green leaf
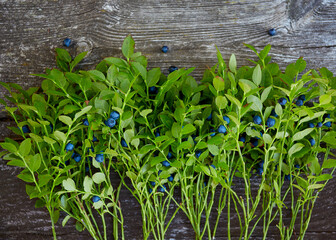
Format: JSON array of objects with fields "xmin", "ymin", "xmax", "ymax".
[
  {"xmin": 247, "ymin": 95, "xmax": 262, "ymax": 112},
  {"xmin": 28, "ymin": 154, "xmax": 41, "ymax": 172},
  {"xmin": 225, "ymin": 94, "xmax": 241, "ymax": 108},
  {"xmin": 319, "ymin": 94, "xmax": 331, "ymax": 105},
  {"xmin": 139, "ymin": 144, "xmax": 156, "ymax": 155},
  {"xmin": 308, "ymin": 184, "xmax": 324, "ymax": 190},
  {"xmin": 200, "ymin": 165, "xmax": 211, "ymax": 176},
  {"xmin": 55, "ymin": 48, "xmax": 71, "ymax": 63},
  {"xmin": 288, "ymin": 143, "xmax": 304, "ymax": 156},
  {"xmin": 126, "ymin": 171, "xmax": 137, "ymax": 181},
  {"xmin": 59, "ymin": 115, "xmax": 73, "ymax": 126},
  {"xmin": 322, "ymin": 159, "xmax": 336, "ymax": 169},
  {"xmin": 229, "ymin": 54, "xmax": 237, "ymax": 73},
  {"xmin": 214, "ymin": 96, "xmax": 227, "ymax": 110},
  {"xmin": 93, "ymin": 201, "xmax": 104, "ymax": 209},
  {"xmin": 0, "ymin": 142, "xmax": 17, "ymax": 153},
  {"xmin": 44, "ymin": 136, "xmax": 56, "ymax": 145},
  {"xmin": 17, "ymin": 172, "xmax": 34, "ymax": 182},
  {"xmin": 140, "ymin": 109, "xmax": 152, "ymax": 117},
  {"xmin": 104, "ymin": 57, "xmax": 128, "ymax": 69},
  {"xmin": 29, "ymin": 133, "xmax": 43, "ymax": 143},
  {"xmin": 19, "ymin": 139, "xmax": 31, "ymax": 157},
  {"xmin": 292, "ymin": 128, "xmax": 314, "ymax": 142},
  {"xmin": 263, "ymin": 134, "xmax": 272, "ymax": 145},
  {"xmin": 213, "ymin": 76, "xmax": 225, "ymax": 91},
  {"xmin": 74, "ymin": 106, "xmax": 92, "ymax": 121},
  {"xmin": 252, "ymin": 65, "xmax": 262, "ymax": 86},
  {"xmin": 321, "ymin": 132, "xmax": 336, "ymax": 147},
  {"xmin": 122, "ymin": 35, "xmax": 135, "ymax": 60},
  {"xmin": 92, "ymin": 172, "xmax": 106, "ymax": 184},
  {"xmin": 39, "ymin": 174, "xmax": 52, "ymax": 187},
  {"xmin": 208, "ymin": 144, "xmax": 219, "ymax": 155},
  {"xmin": 7, "ymin": 160, "xmax": 25, "ymax": 168},
  {"xmin": 177, "ymin": 141, "xmax": 192, "ymax": 151},
  {"xmin": 315, "ymin": 174, "xmax": 333, "ymax": 182},
  {"xmin": 124, "ymin": 129, "xmax": 134, "ymax": 144},
  {"xmin": 62, "ymin": 178, "xmax": 77, "ymax": 192},
  {"xmin": 171, "ymin": 122, "xmax": 180, "ymax": 138},
  {"xmin": 131, "ymin": 62, "xmax": 147, "ymax": 80},
  {"xmin": 261, "ymin": 86, "xmax": 272, "ymax": 103},
  {"xmin": 146, "ymin": 68, "xmax": 161, "ymax": 87},
  {"xmin": 84, "ymin": 176, "xmax": 93, "ymax": 193},
  {"xmin": 182, "ymin": 124, "xmax": 196, "ymax": 135},
  {"xmin": 62, "ymin": 215, "xmax": 71, "ymax": 227},
  {"xmin": 275, "ymin": 103, "xmax": 283, "ymax": 116},
  {"xmin": 88, "ymin": 70, "xmax": 105, "ymax": 81},
  {"xmin": 54, "ymin": 131, "xmax": 66, "ymax": 142},
  {"xmin": 70, "ymin": 51, "xmax": 87, "ymax": 70}
]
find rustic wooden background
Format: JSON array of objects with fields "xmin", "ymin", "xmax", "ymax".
[{"xmin": 1, "ymin": 0, "xmax": 336, "ymax": 239}]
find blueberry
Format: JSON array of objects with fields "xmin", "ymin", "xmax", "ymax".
[
  {"xmin": 266, "ymin": 118, "xmax": 276, "ymax": 128},
  {"xmin": 324, "ymin": 114, "xmax": 331, "ymax": 119},
  {"xmin": 295, "ymin": 99, "xmax": 303, "ymax": 107},
  {"xmin": 278, "ymin": 98, "xmax": 287, "ymax": 106},
  {"xmin": 63, "ymin": 38, "xmax": 71, "ymax": 47},
  {"xmin": 195, "ymin": 151, "xmax": 202, "ymax": 158},
  {"xmin": 168, "ymin": 175, "xmax": 174, "ymax": 182},
  {"xmin": 308, "ymin": 122, "xmax": 314, "ymax": 128},
  {"xmin": 252, "ymin": 139, "xmax": 259, "ymax": 147},
  {"xmin": 210, "ymin": 129, "xmax": 216, "ymax": 137},
  {"xmin": 253, "ymin": 115, "xmax": 262, "ymax": 125},
  {"xmin": 210, "ymin": 164, "xmax": 216, "ymax": 169},
  {"xmin": 22, "ymin": 125, "xmax": 31, "ymax": 133},
  {"xmin": 155, "ymin": 131, "xmax": 160, "ymax": 137},
  {"xmin": 284, "ymin": 175, "xmax": 291, "ymax": 181},
  {"xmin": 271, "ymin": 109, "xmax": 278, "ymax": 118},
  {"xmin": 95, "ymin": 153, "xmax": 104, "ymax": 163},
  {"xmin": 223, "ymin": 116, "xmax": 230, "ymax": 124},
  {"xmin": 105, "ymin": 118, "xmax": 116, "ymax": 128},
  {"xmin": 324, "ymin": 122, "xmax": 332, "ymax": 127},
  {"xmin": 317, "ymin": 122, "xmax": 322, "ymax": 128},
  {"xmin": 158, "ymin": 170, "xmax": 162, "ymax": 175},
  {"xmin": 148, "ymin": 188, "xmax": 153, "ymax": 194},
  {"xmin": 92, "ymin": 196, "xmax": 101, "ymax": 203},
  {"xmin": 161, "ymin": 46, "xmax": 169, "ymax": 53},
  {"xmin": 268, "ymin": 28, "xmax": 276, "ymax": 36},
  {"xmin": 259, "ymin": 161, "xmax": 264, "ymax": 168},
  {"xmin": 168, "ymin": 66, "xmax": 178, "ymax": 73},
  {"xmin": 207, "ymin": 113, "xmax": 212, "ymax": 121},
  {"xmin": 121, "ymin": 139, "xmax": 128, "ymax": 147},
  {"xmin": 257, "ymin": 167, "xmax": 263, "ymax": 175},
  {"xmin": 49, "ymin": 124, "xmax": 53, "ymax": 131},
  {"xmin": 110, "ymin": 111, "xmax": 120, "ymax": 120},
  {"xmin": 87, "ymin": 146, "xmax": 94, "ymax": 153},
  {"xmin": 309, "ymin": 138, "xmax": 315, "ymax": 146},
  {"xmin": 65, "ymin": 143, "xmax": 74, "ymax": 151},
  {"xmin": 218, "ymin": 125, "xmax": 227, "ymax": 134},
  {"xmin": 83, "ymin": 119, "xmax": 89, "ymax": 126},
  {"xmin": 239, "ymin": 136, "xmax": 246, "ymax": 143},
  {"xmin": 73, "ymin": 153, "xmax": 81, "ymax": 163},
  {"xmin": 149, "ymin": 86, "xmax": 158, "ymax": 94},
  {"xmin": 294, "ymin": 164, "xmax": 300, "ymax": 169},
  {"xmin": 167, "ymin": 152, "xmax": 172, "ymax": 159},
  {"xmin": 158, "ymin": 186, "xmax": 166, "ymax": 193},
  {"xmin": 150, "ymin": 181, "xmax": 156, "ymax": 187},
  {"xmin": 92, "ymin": 135, "xmax": 98, "ymax": 142},
  {"xmin": 299, "ymin": 95, "xmax": 306, "ymax": 101},
  {"xmin": 162, "ymin": 160, "xmax": 170, "ymax": 167}
]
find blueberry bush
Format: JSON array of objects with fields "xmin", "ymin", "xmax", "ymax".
[{"xmin": 0, "ymin": 36, "xmax": 335, "ymax": 240}]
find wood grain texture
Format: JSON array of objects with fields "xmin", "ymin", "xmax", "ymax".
[{"xmin": 1, "ymin": 0, "xmax": 336, "ymax": 239}]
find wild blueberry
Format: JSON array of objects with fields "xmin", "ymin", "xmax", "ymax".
[
  {"xmin": 158, "ymin": 185, "xmax": 166, "ymax": 193},
  {"xmin": 324, "ymin": 122, "xmax": 332, "ymax": 127},
  {"xmin": 110, "ymin": 111, "xmax": 120, "ymax": 120},
  {"xmin": 223, "ymin": 116, "xmax": 230, "ymax": 124},
  {"xmin": 294, "ymin": 164, "xmax": 300, "ymax": 169},
  {"xmin": 271, "ymin": 109, "xmax": 278, "ymax": 118},
  {"xmin": 92, "ymin": 196, "xmax": 101, "ymax": 203},
  {"xmin": 105, "ymin": 118, "xmax": 116, "ymax": 128},
  {"xmin": 210, "ymin": 164, "xmax": 216, "ymax": 169},
  {"xmin": 121, "ymin": 139, "xmax": 128, "ymax": 147},
  {"xmin": 168, "ymin": 66, "xmax": 178, "ymax": 73},
  {"xmin": 299, "ymin": 95, "xmax": 306, "ymax": 101},
  {"xmin": 253, "ymin": 115, "xmax": 262, "ymax": 125},
  {"xmin": 148, "ymin": 188, "xmax": 153, "ymax": 194},
  {"xmin": 207, "ymin": 113, "xmax": 212, "ymax": 121},
  {"xmin": 218, "ymin": 125, "xmax": 227, "ymax": 134},
  {"xmin": 95, "ymin": 153, "xmax": 104, "ymax": 163},
  {"xmin": 150, "ymin": 181, "xmax": 156, "ymax": 187},
  {"xmin": 22, "ymin": 125, "xmax": 31, "ymax": 133},
  {"xmin": 161, "ymin": 46, "xmax": 169, "ymax": 53},
  {"xmin": 278, "ymin": 98, "xmax": 287, "ymax": 106},
  {"xmin": 168, "ymin": 175, "xmax": 174, "ymax": 182},
  {"xmin": 324, "ymin": 114, "xmax": 331, "ymax": 119},
  {"xmin": 210, "ymin": 129, "xmax": 216, "ymax": 137},
  {"xmin": 63, "ymin": 38, "xmax": 71, "ymax": 47},
  {"xmin": 92, "ymin": 135, "xmax": 98, "ymax": 142},
  {"xmin": 83, "ymin": 119, "xmax": 89, "ymax": 126},
  {"xmin": 149, "ymin": 86, "xmax": 158, "ymax": 94},
  {"xmin": 162, "ymin": 160, "xmax": 170, "ymax": 167},
  {"xmin": 73, "ymin": 153, "xmax": 81, "ymax": 162},
  {"xmin": 259, "ymin": 161, "xmax": 264, "ymax": 168},
  {"xmin": 239, "ymin": 136, "xmax": 246, "ymax": 143},
  {"xmin": 317, "ymin": 122, "xmax": 322, "ymax": 128},
  {"xmin": 158, "ymin": 170, "xmax": 162, "ymax": 175},
  {"xmin": 266, "ymin": 118, "xmax": 276, "ymax": 128},
  {"xmin": 309, "ymin": 138, "xmax": 315, "ymax": 146},
  {"xmin": 252, "ymin": 139, "xmax": 259, "ymax": 147},
  {"xmin": 295, "ymin": 99, "xmax": 303, "ymax": 107},
  {"xmin": 195, "ymin": 151, "xmax": 202, "ymax": 158},
  {"xmin": 49, "ymin": 124, "xmax": 53, "ymax": 131},
  {"xmin": 268, "ymin": 28, "xmax": 276, "ymax": 36},
  {"xmin": 65, "ymin": 143, "xmax": 74, "ymax": 151},
  {"xmin": 257, "ymin": 167, "xmax": 263, "ymax": 175},
  {"xmin": 284, "ymin": 175, "xmax": 291, "ymax": 181},
  {"xmin": 167, "ymin": 152, "xmax": 172, "ymax": 159},
  {"xmin": 308, "ymin": 122, "xmax": 314, "ymax": 128},
  {"xmin": 87, "ymin": 146, "xmax": 94, "ymax": 153},
  {"xmin": 155, "ymin": 131, "xmax": 160, "ymax": 137}
]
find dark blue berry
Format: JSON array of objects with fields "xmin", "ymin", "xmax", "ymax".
[
  {"xmin": 239, "ymin": 136, "xmax": 246, "ymax": 143},
  {"xmin": 168, "ymin": 175, "xmax": 174, "ymax": 182},
  {"xmin": 324, "ymin": 122, "xmax": 332, "ymax": 127},
  {"xmin": 308, "ymin": 122, "xmax": 314, "ymax": 128},
  {"xmin": 161, "ymin": 46, "xmax": 169, "ymax": 53},
  {"xmin": 278, "ymin": 98, "xmax": 287, "ymax": 106},
  {"xmin": 317, "ymin": 122, "xmax": 322, "ymax": 128},
  {"xmin": 149, "ymin": 86, "xmax": 158, "ymax": 94},
  {"xmin": 218, "ymin": 125, "xmax": 227, "ymax": 133},
  {"xmin": 259, "ymin": 161, "xmax": 264, "ymax": 168},
  {"xmin": 168, "ymin": 66, "xmax": 178, "ymax": 73},
  {"xmin": 298, "ymin": 95, "xmax": 306, "ymax": 101},
  {"xmin": 195, "ymin": 151, "xmax": 202, "ymax": 158},
  {"xmin": 324, "ymin": 114, "xmax": 331, "ymax": 119},
  {"xmin": 150, "ymin": 181, "xmax": 156, "ymax": 187},
  {"xmin": 92, "ymin": 135, "xmax": 98, "ymax": 142},
  {"xmin": 162, "ymin": 160, "xmax": 170, "ymax": 167},
  {"xmin": 294, "ymin": 164, "xmax": 300, "ymax": 169},
  {"xmin": 207, "ymin": 113, "xmax": 212, "ymax": 121},
  {"xmin": 155, "ymin": 131, "xmax": 160, "ymax": 137},
  {"xmin": 158, "ymin": 186, "xmax": 166, "ymax": 193},
  {"xmin": 268, "ymin": 28, "xmax": 276, "ymax": 36},
  {"xmin": 121, "ymin": 139, "xmax": 128, "ymax": 147},
  {"xmin": 83, "ymin": 119, "xmax": 89, "ymax": 126},
  {"xmin": 92, "ymin": 196, "xmax": 101, "ymax": 203},
  {"xmin": 110, "ymin": 111, "xmax": 120, "ymax": 120},
  {"xmin": 63, "ymin": 38, "xmax": 71, "ymax": 47},
  {"xmin": 257, "ymin": 167, "xmax": 263, "ymax": 175},
  {"xmin": 284, "ymin": 175, "xmax": 291, "ymax": 181},
  {"xmin": 295, "ymin": 99, "xmax": 303, "ymax": 107},
  {"xmin": 95, "ymin": 153, "xmax": 104, "ymax": 163},
  {"xmin": 72, "ymin": 153, "xmax": 81, "ymax": 162},
  {"xmin": 271, "ymin": 109, "xmax": 278, "ymax": 118},
  {"xmin": 252, "ymin": 139, "xmax": 259, "ymax": 147},
  {"xmin": 148, "ymin": 188, "xmax": 153, "ymax": 194},
  {"xmin": 210, "ymin": 129, "xmax": 216, "ymax": 137},
  {"xmin": 253, "ymin": 115, "xmax": 262, "ymax": 125},
  {"xmin": 309, "ymin": 138, "xmax": 315, "ymax": 146},
  {"xmin": 65, "ymin": 143, "xmax": 74, "ymax": 151},
  {"xmin": 22, "ymin": 125, "xmax": 31, "ymax": 133},
  {"xmin": 223, "ymin": 116, "xmax": 230, "ymax": 124},
  {"xmin": 105, "ymin": 118, "xmax": 116, "ymax": 128},
  {"xmin": 210, "ymin": 164, "xmax": 216, "ymax": 169},
  {"xmin": 167, "ymin": 152, "xmax": 172, "ymax": 159},
  {"xmin": 266, "ymin": 118, "xmax": 276, "ymax": 128}
]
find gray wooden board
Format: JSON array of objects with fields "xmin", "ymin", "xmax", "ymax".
[{"xmin": 1, "ymin": 0, "xmax": 336, "ymax": 239}]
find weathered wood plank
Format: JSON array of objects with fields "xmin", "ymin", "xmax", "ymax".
[{"xmin": 1, "ymin": 0, "xmax": 336, "ymax": 239}]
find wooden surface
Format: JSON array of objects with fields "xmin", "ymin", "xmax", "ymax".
[{"xmin": 1, "ymin": 0, "xmax": 336, "ymax": 239}]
